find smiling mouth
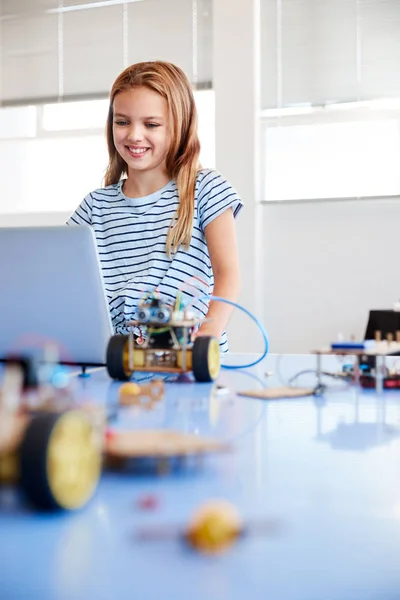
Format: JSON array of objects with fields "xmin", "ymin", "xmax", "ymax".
[{"xmin": 126, "ymin": 146, "xmax": 150, "ymax": 157}]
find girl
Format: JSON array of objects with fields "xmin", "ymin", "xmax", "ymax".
[{"xmin": 68, "ymin": 61, "xmax": 242, "ymax": 352}]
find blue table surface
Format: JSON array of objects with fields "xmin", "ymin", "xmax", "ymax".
[{"xmin": 2, "ymin": 353, "xmax": 400, "ymax": 600}]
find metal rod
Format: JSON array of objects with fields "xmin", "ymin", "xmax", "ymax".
[
  {"xmin": 375, "ymin": 355, "xmax": 384, "ymax": 395},
  {"xmin": 128, "ymin": 326, "xmax": 134, "ymax": 371}
]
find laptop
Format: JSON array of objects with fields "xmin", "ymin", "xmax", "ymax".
[{"xmin": 0, "ymin": 225, "xmax": 114, "ymax": 366}]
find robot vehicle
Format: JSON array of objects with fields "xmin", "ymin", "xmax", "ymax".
[
  {"xmin": 0, "ymin": 356, "xmax": 102, "ymax": 511},
  {"xmin": 106, "ymin": 295, "xmax": 220, "ymax": 382}
]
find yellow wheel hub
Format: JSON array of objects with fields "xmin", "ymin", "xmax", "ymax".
[
  {"xmin": 46, "ymin": 411, "xmax": 101, "ymax": 510},
  {"xmin": 207, "ymin": 338, "xmax": 221, "ymax": 380},
  {"xmin": 122, "ymin": 340, "xmax": 134, "ymax": 378}
]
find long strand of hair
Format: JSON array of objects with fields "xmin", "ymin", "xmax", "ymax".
[
  {"xmin": 165, "ymin": 93, "xmax": 201, "ymax": 257},
  {"xmin": 104, "ymin": 106, "xmax": 128, "ymax": 186}
]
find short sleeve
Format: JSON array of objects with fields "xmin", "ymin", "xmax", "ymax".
[
  {"xmin": 66, "ymin": 193, "xmax": 93, "ymax": 226},
  {"xmin": 197, "ymin": 170, "xmax": 243, "ymax": 232}
]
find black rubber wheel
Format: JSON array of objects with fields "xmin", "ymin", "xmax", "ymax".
[
  {"xmin": 20, "ymin": 411, "xmax": 101, "ymax": 511},
  {"xmin": 106, "ymin": 335, "xmax": 132, "ymax": 381},
  {"xmin": 192, "ymin": 336, "xmax": 220, "ymax": 382}
]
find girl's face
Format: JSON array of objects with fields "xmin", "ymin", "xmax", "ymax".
[{"xmin": 112, "ymin": 86, "xmax": 171, "ymax": 178}]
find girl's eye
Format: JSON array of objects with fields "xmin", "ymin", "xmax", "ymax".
[
  {"xmin": 114, "ymin": 120, "xmax": 128, "ymax": 126},
  {"xmin": 146, "ymin": 123, "xmax": 159, "ymax": 129}
]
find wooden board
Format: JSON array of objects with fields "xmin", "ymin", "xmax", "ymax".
[
  {"xmin": 237, "ymin": 386, "xmax": 315, "ymax": 400},
  {"xmin": 105, "ymin": 430, "xmax": 231, "ymax": 458},
  {"xmin": 125, "ymin": 319, "xmax": 202, "ymax": 328}
]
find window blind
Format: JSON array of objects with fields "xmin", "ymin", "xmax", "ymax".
[
  {"xmin": 0, "ymin": 0, "xmax": 212, "ymax": 105},
  {"xmin": 261, "ymin": 0, "xmax": 400, "ymax": 109}
]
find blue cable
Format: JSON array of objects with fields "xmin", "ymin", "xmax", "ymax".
[{"xmin": 186, "ymin": 295, "xmax": 269, "ymax": 370}]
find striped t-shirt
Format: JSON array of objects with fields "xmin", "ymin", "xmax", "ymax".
[{"xmin": 67, "ymin": 169, "xmax": 243, "ymax": 352}]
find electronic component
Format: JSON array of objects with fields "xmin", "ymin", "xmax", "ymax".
[
  {"xmin": 331, "ymin": 340, "xmax": 376, "ymax": 351},
  {"xmin": 136, "ymin": 298, "xmax": 171, "ymax": 324}
]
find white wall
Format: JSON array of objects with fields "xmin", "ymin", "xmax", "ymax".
[
  {"xmin": 261, "ymin": 197, "xmax": 400, "ymax": 353},
  {"xmin": 0, "ymin": 212, "xmax": 70, "ymax": 227},
  {"xmin": 213, "ymin": 0, "xmax": 263, "ymax": 354}
]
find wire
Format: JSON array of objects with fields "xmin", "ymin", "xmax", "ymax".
[
  {"xmin": 276, "ymin": 354, "xmax": 354, "ymax": 387},
  {"xmin": 288, "ymin": 369, "xmax": 353, "ymax": 386},
  {"xmin": 151, "ymin": 327, "xmax": 171, "ymax": 335},
  {"xmin": 184, "ymin": 294, "xmax": 269, "ymax": 369}
]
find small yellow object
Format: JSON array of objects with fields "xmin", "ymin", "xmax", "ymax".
[
  {"xmin": 119, "ymin": 382, "xmax": 141, "ymax": 398},
  {"xmin": 118, "ymin": 380, "xmax": 164, "ymax": 409},
  {"xmin": 185, "ymin": 500, "xmax": 242, "ymax": 554}
]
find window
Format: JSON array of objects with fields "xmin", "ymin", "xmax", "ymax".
[
  {"xmin": 262, "ymin": 109, "xmax": 400, "ymax": 201},
  {"xmin": 260, "ymin": 0, "xmax": 400, "ymax": 201},
  {"xmin": 42, "ymin": 100, "xmax": 109, "ymax": 131},
  {"xmin": 0, "ymin": 106, "xmax": 37, "ymax": 139},
  {"xmin": 0, "ymin": 90, "xmax": 215, "ymax": 214},
  {"xmin": 0, "ymin": 0, "xmax": 214, "ymax": 214}
]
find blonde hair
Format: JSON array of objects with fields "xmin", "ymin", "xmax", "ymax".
[{"xmin": 105, "ymin": 61, "xmax": 201, "ymax": 256}]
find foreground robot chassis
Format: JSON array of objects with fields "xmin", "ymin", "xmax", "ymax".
[{"xmin": 106, "ymin": 296, "xmax": 220, "ymax": 382}]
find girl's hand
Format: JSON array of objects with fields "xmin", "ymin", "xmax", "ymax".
[{"xmin": 191, "ymin": 323, "xmax": 221, "ymax": 341}]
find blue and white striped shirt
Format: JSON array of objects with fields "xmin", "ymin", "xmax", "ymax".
[{"xmin": 67, "ymin": 169, "xmax": 243, "ymax": 352}]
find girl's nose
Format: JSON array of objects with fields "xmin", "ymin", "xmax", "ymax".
[{"xmin": 127, "ymin": 124, "xmax": 144, "ymax": 142}]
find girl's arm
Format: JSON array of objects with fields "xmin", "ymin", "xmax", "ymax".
[{"xmin": 196, "ymin": 207, "xmax": 241, "ymax": 339}]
